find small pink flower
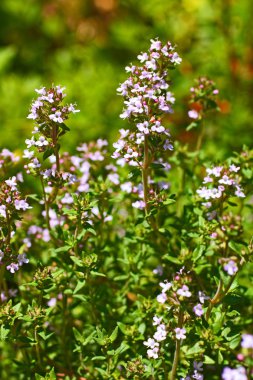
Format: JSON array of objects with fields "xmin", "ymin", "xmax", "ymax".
[{"xmin": 188, "ymin": 110, "xmax": 199, "ymax": 119}]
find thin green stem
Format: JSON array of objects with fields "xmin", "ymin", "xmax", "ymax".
[
  {"xmin": 142, "ymin": 135, "xmax": 149, "ymax": 216},
  {"xmin": 206, "ymin": 278, "xmax": 223, "ymax": 321},
  {"xmin": 5, "ymin": 208, "xmax": 11, "ymax": 245},
  {"xmin": 170, "ymin": 309, "xmax": 184, "ymax": 380},
  {"xmin": 52, "ymin": 124, "xmax": 60, "ymax": 172},
  {"xmin": 40, "ymin": 176, "xmax": 50, "ymax": 231},
  {"xmin": 34, "ymin": 326, "xmax": 42, "ymax": 368},
  {"xmin": 206, "ymin": 270, "xmax": 239, "ymax": 321},
  {"xmin": 196, "ymin": 121, "xmax": 204, "ymax": 152}
]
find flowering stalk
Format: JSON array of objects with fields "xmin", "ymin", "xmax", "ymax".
[
  {"xmin": 26, "ymin": 85, "xmax": 79, "ymax": 230},
  {"xmin": 187, "ymin": 77, "xmax": 219, "ymax": 152},
  {"xmin": 114, "ymin": 38, "xmax": 181, "ymax": 212}
]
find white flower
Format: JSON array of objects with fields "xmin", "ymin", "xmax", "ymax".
[
  {"xmin": 174, "ymin": 328, "xmax": 186, "ymax": 340},
  {"xmin": 188, "ymin": 110, "xmax": 199, "ymax": 119},
  {"xmin": 14, "ymin": 199, "xmax": 31, "ymax": 211},
  {"xmin": 159, "ymin": 281, "xmax": 172, "ymax": 293},
  {"xmin": 241, "ymin": 333, "xmax": 253, "ymax": 349},
  {"xmin": 177, "ymin": 285, "xmax": 192, "ymax": 298},
  {"xmin": 157, "ymin": 292, "xmax": 167, "ymax": 304}
]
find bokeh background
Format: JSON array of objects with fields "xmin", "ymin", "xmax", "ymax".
[{"xmin": 0, "ymin": 0, "xmax": 252, "ymax": 156}]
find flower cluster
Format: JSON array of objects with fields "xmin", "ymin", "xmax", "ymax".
[
  {"xmin": 144, "ymin": 269, "xmax": 211, "ymax": 359},
  {"xmin": 222, "ymin": 366, "xmax": 247, "ymax": 380},
  {"xmin": 143, "ymin": 315, "xmax": 167, "ymax": 359},
  {"xmin": 25, "ymin": 85, "xmax": 80, "ymax": 178},
  {"xmin": 0, "ymin": 175, "xmax": 30, "ymax": 272},
  {"xmin": 0, "ymin": 148, "xmax": 20, "ymax": 170},
  {"xmin": 114, "ymin": 39, "xmax": 181, "ymax": 164},
  {"xmin": 28, "ymin": 85, "xmax": 79, "ymax": 126},
  {"xmin": 156, "ymin": 269, "xmax": 208, "ymax": 317},
  {"xmin": 188, "ymin": 77, "xmax": 219, "ymax": 121},
  {"xmin": 197, "ymin": 164, "xmax": 245, "ymax": 204}
]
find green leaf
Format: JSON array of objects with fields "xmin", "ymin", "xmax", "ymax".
[
  {"xmin": 73, "ymin": 294, "xmax": 87, "ymax": 302},
  {"xmin": 163, "ymin": 199, "xmax": 176, "ymax": 205},
  {"xmin": 0, "ymin": 326, "xmax": 10, "ymax": 341},
  {"xmin": 228, "ymin": 241, "xmax": 246, "ymax": 254},
  {"xmin": 82, "ymin": 331, "xmax": 96, "ymax": 346},
  {"xmin": 138, "ymin": 323, "xmax": 146, "ymax": 335},
  {"xmin": 204, "ymin": 355, "xmax": 215, "ymax": 364},
  {"xmin": 54, "ymin": 245, "xmax": 72, "ymax": 253},
  {"xmin": 117, "ymin": 322, "xmax": 132, "ymax": 336},
  {"xmin": 228, "ymin": 335, "xmax": 241, "ymax": 349},
  {"xmin": 184, "ymin": 342, "xmax": 203, "ymax": 356},
  {"xmin": 163, "ymin": 255, "xmax": 181, "ymax": 265},
  {"xmin": 218, "ymin": 350, "xmax": 223, "ymax": 364},
  {"xmin": 90, "ymin": 271, "xmax": 106, "ymax": 277},
  {"xmin": 192, "ymin": 245, "xmax": 205, "ymax": 262},
  {"xmin": 38, "ymin": 331, "xmax": 55, "ymax": 341},
  {"xmin": 61, "ymin": 123, "xmax": 70, "ymax": 131},
  {"xmin": 95, "ymin": 368, "xmax": 109, "ymax": 378},
  {"xmin": 186, "ymin": 122, "xmax": 198, "ymax": 131},
  {"xmin": 92, "ymin": 356, "xmax": 106, "ymax": 361},
  {"xmin": 109, "ymin": 326, "xmax": 118, "ymax": 343},
  {"xmin": 73, "ymin": 327, "xmax": 83, "ymax": 342},
  {"xmin": 114, "ymin": 341, "xmax": 130, "ymax": 355},
  {"xmin": 70, "ymin": 256, "xmax": 83, "ymax": 267},
  {"xmin": 43, "ymin": 147, "xmax": 54, "ymax": 161},
  {"xmin": 73, "ymin": 280, "xmax": 86, "ymax": 294}
]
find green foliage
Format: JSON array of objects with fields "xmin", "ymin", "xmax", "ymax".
[{"xmin": 0, "ymin": 3, "xmax": 252, "ymax": 379}]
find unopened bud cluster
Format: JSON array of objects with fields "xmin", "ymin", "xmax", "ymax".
[{"xmin": 188, "ymin": 77, "xmax": 219, "ymax": 121}]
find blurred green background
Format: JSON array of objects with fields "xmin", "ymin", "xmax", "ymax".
[{"xmin": 0, "ymin": 0, "xmax": 252, "ymax": 157}]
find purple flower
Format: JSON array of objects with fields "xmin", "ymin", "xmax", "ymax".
[
  {"xmin": 193, "ymin": 303, "xmax": 204, "ymax": 317},
  {"xmin": 14, "ymin": 199, "xmax": 31, "ymax": 211},
  {"xmin": 47, "ymin": 298, "xmax": 57, "ymax": 307},
  {"xmin": 6, "ymin": 263, "xmax": 19, "ymax": 274},
  {"xmin": 153, "ymin": 324, "xmax": 167, "ymax": 341},
  {"xmin": 223, "ymin": 260, "xmax": 238, "ymax": 276},
  {"xmin": 222, "ymin": 366, "xmax": 247, "ymax": 380},
  {"xmin": 159, "ymin": 280, "xmax": 172, "ymax": 293},
  {"xmin": 132, "ymin": 200, "xmax": 146, "ymax": 210},
  {"xmin": 241, "ymin": 333, "xmax": 253, "ymax": 349},
  {"xmin": 5, "ymin": 176, "xmax": 18, "ymax": 191},
  {"xmin": 49, "ymin": 111, "xmax": 64, "ymax": 123},
  {"xmin": 174, "ymin": 327, "xmax": 186, "ymax": 340},
  {"xmin": 17, "ymin": 254, "xmax": 29, "ymax": 266},
  {"xmin": 177, "ymin": 285, "xmax": 192, "ymax": 298},
  {"xmin": 153, "ymin": 316, "xmax": 162, "ymax": 326}
]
